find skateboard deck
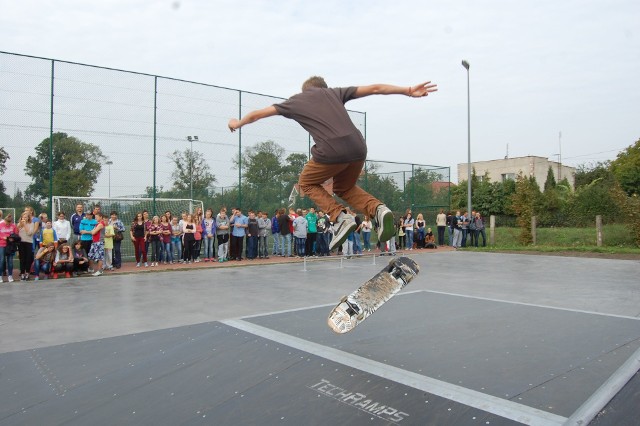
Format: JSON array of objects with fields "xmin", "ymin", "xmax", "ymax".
[{"xmin": 327, "ymin": 257, "xmax": 420, "ymax": 334}]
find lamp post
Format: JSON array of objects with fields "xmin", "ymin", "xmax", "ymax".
[
  {"xmin": 106, "ymin": 160, "xmax": 113, "ymax": 200},
  {"xmin": 186, "ymin": 136, "xmax": 198, "ymax": 210},
  {"xmin": 461, "ymin": 59, "xmax": 471, "ymax": 215}
]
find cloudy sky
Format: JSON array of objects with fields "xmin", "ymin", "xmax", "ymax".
[{"xmin": 1, "ymin": 0, "xmax": 639, "ymax": 188}]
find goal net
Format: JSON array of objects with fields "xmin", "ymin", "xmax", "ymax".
[
  {"xmin": 52, "ymin": 197, "xmax": 204, "ymax": 261},
  {"xmin": 0, "ymin": 207, "xmax": 16, "ymax": 221}
]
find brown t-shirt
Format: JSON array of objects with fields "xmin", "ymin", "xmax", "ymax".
[{"xmin": 273, "ymin": 87, "xmax": 366, "ymax": 164}]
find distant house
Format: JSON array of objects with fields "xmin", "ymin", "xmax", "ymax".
[{"xmin": 457, "ymin": 156, "xmax": 575, "ymax": 190}]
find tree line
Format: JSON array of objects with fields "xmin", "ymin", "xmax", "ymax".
[{"xmin": 1, "ymin": 133, "xmax": 638, "ymax": 245}]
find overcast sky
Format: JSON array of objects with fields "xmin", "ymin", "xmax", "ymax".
[{"xmin": 1, "ymin": 0, "xmax": 639, "ymax": 188}]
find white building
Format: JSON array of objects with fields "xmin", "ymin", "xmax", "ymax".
[{"xmin": 457, "ymin": 156, "xmax": 575, "ymax": 189}]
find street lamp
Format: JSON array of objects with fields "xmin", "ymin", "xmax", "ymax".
[
  {"xmin": 186, "ymin": 136, "xmax": 198, "ymax": 207},
  {"xmin": 106, "ymin": 160, "xmax": 113, "ymax": 200},
  {"xmin": 461, "ymin": 59, "xmax": 471, "ymax": 216}
]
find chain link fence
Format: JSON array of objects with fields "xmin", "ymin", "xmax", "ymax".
[{"xmin": 1, "ymin": 51, "xmax": 449, "ymax": 222}]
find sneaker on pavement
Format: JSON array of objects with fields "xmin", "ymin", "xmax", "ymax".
[
  {"xmin": 374, "ymin": 204, "xmax": 395, "ymax": 243},
  {"xmin": 329, "ymin": 212, "xmax": 357, "ymax": 251},
  {"xmin": 8, "ymin": 276, "xmax": 14, "ymax": 283},
  {"xmin": 92, "ymin": 270, "xmax": 103, "ymax": 276}
]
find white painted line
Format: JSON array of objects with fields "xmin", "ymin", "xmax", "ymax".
[
  {"xmin": 222, "ymin": 319, "xmax": 568, "ymax": 426},
  {"xmin": 565, "ymin": 344, "xmax": 640, "ymax": 426},
  {"xmin": 425, "ymin": 290, "xmax": 640, "ymax": 321}
]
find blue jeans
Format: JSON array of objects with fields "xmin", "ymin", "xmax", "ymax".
[
  {"xmin": 4, "ymin": 252, "xmax": 15, "ymax": 277},
  {"xmin": 163, "ymin": 242, "xmax": 172, "ymax": 262},
  {"xmin": 34, "ymin": 259, "xmax": 51, "ymax": 276},
  {"xmin": 353, "ymin": 234, "xmax": 362, "ymax": 253},
  {"xmin": 247, "ymin": 235, "xmax": 258, "ymax": 259},
  {"xmin": 171, "ymin": 237, "xmax": 182, "ymax": 261},
  {"xmin": 461, "ymin": 229, "xmax": 468, "ymax": 247},
  {"xmin": 258, "ymin": 235, "xmax": 268, "ymax": 257},
  {"xmin": 475, "ymin": 229, "xmax": 486, "ymax": 247},
  {"xmin": 203, "ymin": 236, "xmax": 215, "ymax": 259},
  {"xmin": 272, "ymin": 232, "xmax": 280, "ymax": 255},
  {"xmin": 0, "ymin": 247, "xmax": 5, "ymax": 276},
  {"xmin": 405, "ymin": 230, "xmax": 413, "ymax": 249},
  {"xmin": 316, "ymin": 232, "xmax": 329, "ymax": 255},
  {"xmin": 362, "ymin": 232, "xmax": 371, "ymax": 250},
  {"xmin": 280, "ymin": 234, "xmax": 291, "ymax": 256},
  {"xmin": 295, "ymin": 237, "xmax": 306, "ymax": 256}
]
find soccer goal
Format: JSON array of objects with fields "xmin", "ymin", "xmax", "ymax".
[
  {"xmin": 51, "ymin": 197, "xmax": 204, "ymax": 261},
  {"xmin": 0, "ymin": 207, "xmax": 16, "ymax": 221}
]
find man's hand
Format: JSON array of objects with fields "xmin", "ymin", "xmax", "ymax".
[
  {"xmin": 228, "ymin": 119, "xmax": 241, "ymax": 132},
  {"xmin": 408, "ymin": 81, "xmax": 438, "ymax": 98}
]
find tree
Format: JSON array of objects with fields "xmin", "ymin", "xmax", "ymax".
[
  {"xmin": 25, "ymin": 132, "xmax": 103, "ymax": 202},
  {"xmin": 236, "ymin": 140, "xmax": 285, "ymax": 186},
  {"xmin": 511, "ymin": 173, "xmax": 542, "ymax": 244},
  {"xmin": 574, "ymin": 161, "xmax": 612, "ymax": 188},
  {"xmin": 170, "ymin": 148, "xmax": 216, "ymax": 199},
  {"xmin": 610, "ymin": 138, "xmax": 640, "ymax": 196},
  {"xmin": 543, "ymin": 166, "xmax": 556, "ymax": 191}
]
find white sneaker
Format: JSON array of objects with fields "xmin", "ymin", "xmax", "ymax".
[
  {"xmin": 374, "ymin": 204, "xmax": 395, "ymax": 243},
  {"xmin": 92, "ymin": 270, "xmax": 103, "ymax": 276},
  {"xmin": 329, "ymin": 212, "xmax": 357, "ymax": 251},
  {"xmin": 7, "ymin": 276, "xmax": 14, "ymax": 283}
]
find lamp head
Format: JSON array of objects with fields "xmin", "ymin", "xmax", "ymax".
[{"xmin": 461, "ymin": 60, "xmax": 470, "ymax": 70}]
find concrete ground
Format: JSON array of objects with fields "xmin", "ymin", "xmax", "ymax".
[{"xmin": 0, "ymin": 250, "xmax": 638, "ymax": 425}]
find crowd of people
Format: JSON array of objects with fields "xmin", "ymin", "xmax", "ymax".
[{"xmin": 0, "ymin": 204, "xmax": 487, "ymax": 282}]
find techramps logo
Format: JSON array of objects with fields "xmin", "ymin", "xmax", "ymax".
[{"xmin": 308, "ymin": 379, "xmax": 410, "ymax": 423}]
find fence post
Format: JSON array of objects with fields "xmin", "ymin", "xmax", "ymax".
[
  {"xmin": 490, "ymin": 215, "xmax": 495, "ymax": 246},
  {"xmin": 531, "ymin": 215, "xmax": 537, "ymax": 245},
  {"xmin": 596, "ymin": 215, "xmax": 603, "ymax": 247}
]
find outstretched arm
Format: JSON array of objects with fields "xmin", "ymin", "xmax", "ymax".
[
  {"xmin": 228, "ymin": 106, "xmax": 279, "ymax": 132},
  {"xmin": 354, "ymin": 81, "xmax": 438, "ymax": 98}
]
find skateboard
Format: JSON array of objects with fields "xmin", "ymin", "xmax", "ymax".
[{"xmin": 327, "ymin": 257, "xmax": 420, "ymax": 334}]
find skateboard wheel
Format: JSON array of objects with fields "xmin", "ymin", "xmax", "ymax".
[
  {"xmin": 356, "ymin": 312, "xmax": 364, "ymax": 321},
  {"xmin": 340, "ymin": 295, "xmax": 348, "ymax": 303}
]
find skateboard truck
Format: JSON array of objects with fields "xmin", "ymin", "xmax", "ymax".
[{"xmin": 340, "ymin": 295, "xmax": 364, "ymax": 320}]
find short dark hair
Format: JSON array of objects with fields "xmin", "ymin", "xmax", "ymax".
[{"xmin": 302, "ymin": 76, "xmax": 328, "ymax": 91}]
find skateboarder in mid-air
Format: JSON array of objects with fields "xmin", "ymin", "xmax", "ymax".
[{"xmin": 228, "ymin": 77, "xmax": 438, "ymax": 251}]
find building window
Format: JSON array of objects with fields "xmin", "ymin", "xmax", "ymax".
[{"xmin": 501, "ymin": 173, "xmax": 515, "ymax": 182}]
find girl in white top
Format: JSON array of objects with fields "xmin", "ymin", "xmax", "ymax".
[
  {"xmin": 361, "ymin": 216, "xmax": 372, "ymax": 251},
  {"xmin": 53, "ymin": 211, "xmax": 71, "ymax": 241}
]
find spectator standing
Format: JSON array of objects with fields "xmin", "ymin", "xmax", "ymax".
[
  {"xmin": 257, "ymin": 211, "xmax": 271, "ymax": 259},
  {"xmin": 416, "ymin": 213, "xmax": 426, "ymax": 248},
  {"xmin": 315, "ymin": 210, "xmax": 330, "ymax": 256},
  {"xmin": 160, "ymin": 215, "xmax": 172, "ymax": 264},
  {"xmin": 170, "ymin": 217, "xmax": 182, "ymax": 263},
  {"xmin": 70, "ymin": 204, "xmax": 85, "ymax": 244},
  {"xmin": 53, "ymin": 212, "xmax": 71, "ymax": 243},
  {"xmin": 474, "ymin": 212, "xmax": 487, "ymax": 247},
  {"xmin": 17, "ymin": 212, "xmax": 34, "ymax": 281},
  {"xmin": 246, "ymin": 210, "xmax": 259, "ymax": 260},
  {"xmin": 103, "ymin": 220, "xmax": 114, "ymax": 271},
  {"xmin": 271, "ymin": 210, "xmax": 280, "ymax": 256},
  {"xmin": 293, "ymin": 213, "xmax": 308, "ymax": 257},
  {"xmin": 147, "ymin": 215, "xmax": 163, "ymax": 267},
  {"xmin": 78, "ymin": 211, "xmax": 96, "ymax": 257},
  {"xmin": 0, "ymin": 213, "xmax": 18, "ymax": 282},
  {"xmin": 109, "ymin": 211, "xmax": 125, "ymax": 269},
  {"xmin": 130, "ymin": 212, "xmax": 148, "ymax": 267},
  {"xmin": 277, "ymin": 207, "xmax": 292, "ymax": 257},
  {"xmin": 436, "ymin": 209, "xmax": 447, "ymax": 246},
  {"xmin": 397, "ymin": 218, "xmax": 405, "ymax": 250},
  {"xmin": 451, "ymin": 210, "xmax": 462, "ymax": 249},
  {"xmin": 403, "ymin": 212, "xmax": 415, "ymax": 250},
  {"xmin": 182, "ymin": 214, "xmax": 196, "ymax": 263},
  {"xmin": 230, "ymin": 208, "xmax": 248, "ymax": 261},
  {"xmin": 361, "ymin": 215, "xmax": 372, "ymax": 252},
  {"xmin": 201, "ymin": 208, "xmax": 216, "ymax": 262},
  {"xmin": 215, "ymin": 208, "xmax": 230, "ymax": 262},
  {"xmin": 87, "ymin": 212, "xmax": 106, "ymax": 276},
  {"xmin": 305, "ymin": 207, "xmax": 318, "ymax": 256}
]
